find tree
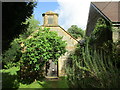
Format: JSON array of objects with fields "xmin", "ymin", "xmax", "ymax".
[
  {"xmin": 67, "ymin": 25, "xmax": 84, "ymax": 39},
  {"xmin": 20, "ymin": 15, "xmax": 40, "ymax": 39},
  {"xmin": 2, "ymin": 2, "xmax": 37, "ymax": 52},
  {"xmin": 2, "ymin": 16, "xmax": 40, "ymax": 69},
  {"xmin": 19, "ymin": 28, "xmax": 67, "ymax": 83}
]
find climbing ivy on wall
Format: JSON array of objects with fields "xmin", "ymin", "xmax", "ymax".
[
  {"xmin": 65, "ymin": 17, "xmax": 120, "ymax": 88},
  {"xmin": 19, "ymin": 28, "xmax": 67, "ymax": 83},
  {"xmin": 21, "ymin": 27, "xmax": 67, "ymax": 68},
  {"xmin": 88, "ymin": 17, "xmax": 112, "ymax": 48}
]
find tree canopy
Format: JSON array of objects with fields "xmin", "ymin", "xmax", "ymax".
[
  {"xmin": 2, "ymin": 16, "xmax": 40, "ymax": 68},
  {"xmin": 67, "ymin": 25, "xmax": 84, "ymax": 39},
  {"xmin": 2, "ymin": 2, "xmax": 36, "ymax": 52}
]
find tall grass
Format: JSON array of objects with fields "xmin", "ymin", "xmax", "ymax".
[{"xmin": 65, "ymin": 43, "xmax": 120, "ymax": 88}]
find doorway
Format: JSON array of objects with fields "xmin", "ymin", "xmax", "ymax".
[{"xmin": 46, "ymin": 60, "xmax": 58, "ymax": 77}]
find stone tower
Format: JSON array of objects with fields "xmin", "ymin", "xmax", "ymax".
[
  {"xmin": 42, "ymin": 11, "xmax": 59, "ymax": 27},
  {"xmin": 41, "ymin": 11, "xmax": 78, "ymax": 77}
]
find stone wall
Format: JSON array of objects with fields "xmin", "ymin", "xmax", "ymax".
[
  {"xmin": 112, "ymin": 27, "xmax": 120, "ymax": 42},
  {"xmin": 43, "ymin": 14, "xmax": 58, "ymax": 27}
]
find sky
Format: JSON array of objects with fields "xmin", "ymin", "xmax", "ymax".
[{"xmin": 33, "ymin": 0, "xmax": 120, "ymax": 30}]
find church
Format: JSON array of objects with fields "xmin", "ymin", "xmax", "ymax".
[{"xmin": 41, "ymin": 11, "xmax": 78, "ymax": 77}]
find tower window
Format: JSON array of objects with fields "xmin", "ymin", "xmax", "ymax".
[{"xmin": 48, "ymin": 16, "xmax": 54, "ymax": 24}]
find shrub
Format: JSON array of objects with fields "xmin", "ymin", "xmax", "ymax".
[{"xmin": 65, "ymin": 41, "xmax": 120, "ymax": 88}]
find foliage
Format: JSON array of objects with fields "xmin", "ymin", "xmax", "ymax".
[
  {"xmin": 111, "ymin": 40, "xmax": 120, "ymax": 68},
  {"xmin": 20, "ymin": 15, "xmax": 40, "ymax": 39},
  {"xmin": 2, "ymin": 67, "xmax": 20, "ymax": 89},
  {"xmin": 68, "ymin": 25, "xmax": 84, "ymax": 39},
  {"xmin": 1, "ymin": 67, "xmax": 44, "ymax": 88},
  {"xmin": 2, "ymin": 39, "xmax": 22, "ymax": 69},
  {"xmin": 65, "ymin": 18, "xmax": 120, "ymax": 88},
  {"xmin": 112, "ymin": 27, "xmax": 120, "ymax": 32},
  {"xmin": 22, "ymin": 28, "xmax": 66, "ymax": 63},
  {"xmin": 2, "ymin": 2, "xmax": 37, "ymax": 52},
  {"xmin": 19, "ymin": 28, "xmax": 67, "ymax": 83},
  {"xmin": 87, "ymin": 17, "xmax": 119, "ymax": 67},
  {"xmin": 3, "ymin": 17, "xmax": 66, "ymax": 82},
  {"xmin": 2, "ymin": 16, "xmax": 39, "ymax": 69},
  {"xmin": 66, "ymin": 41, "xmax": 120, "ymax": 88},
  {"xmin": 1, "ymin": 67, "xmax": 68, "ymax": 88},
  {"xmin": 88, "ymin": 18, "xmax": 112, "ymax": 49},
  {"xmin": 3, "ymin": 14, "xmax": 67, "ymax": 83}
]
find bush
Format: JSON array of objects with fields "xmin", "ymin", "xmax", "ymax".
[{"xmin": 65, "ymin": 41, "xmax": 120, "ymax": 88}]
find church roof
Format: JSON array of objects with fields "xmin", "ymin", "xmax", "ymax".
[
  {"xmin": 42, "ymin": 25, "xmax": 79, "ymax": 42},
  {"xmin": 86, "ymin": 1, "xmax": 120, "ymax": 36},
  {"xmin": 58, "ymin": 26, "xmax": 79, "ymax": 42}
]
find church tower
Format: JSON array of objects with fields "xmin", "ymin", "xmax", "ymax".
[{"xmin": 42, "ymin": 11, "xmax": 59, "ymax": 27}]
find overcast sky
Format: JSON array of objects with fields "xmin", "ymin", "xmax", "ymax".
[{"xmin": 34, "ymin": 0, "xmax": 119, "ymax": 30}]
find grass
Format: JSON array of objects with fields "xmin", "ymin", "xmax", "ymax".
[
  {"xmin": 19, "ymin": 81, "xmax": 45, "ymax": 88},
  {"xmin": 43, "ymin": 77, "xmax": 68, "ymax": 88},
  {"xmin": 1, "ymin": 67, "xmax": 69, "ymax": 89},
  {"xmin": 2, "ymin": 67, "xmax": 20, "ymax": 88},
  {"xmin": 19, "ymin": 77, "xmax": 68, "ymax": 88},
  {"xmin": 58, "ymin": 77, "xmax": 69, "ymax": 88}
]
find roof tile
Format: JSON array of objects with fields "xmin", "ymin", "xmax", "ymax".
[{"xmin": 92, "ymin": 2, "xmax": 120, "ymax": 22}]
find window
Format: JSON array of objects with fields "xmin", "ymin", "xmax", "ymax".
[{"xmin": 48, "ymin": 16, "xmax": 54, "ymax": 24}]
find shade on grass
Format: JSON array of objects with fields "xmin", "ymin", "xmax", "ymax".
[
  {"xmin": 2, "ymin": 67, "xmax": 68, "ymax": 88},
  {"xmin": 19, "ymin": 77, "xmax": 68, "ymax": 88}
]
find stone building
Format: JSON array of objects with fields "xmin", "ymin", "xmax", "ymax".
[
  {"xmin": 86, "ymin": 2, "xmax": 120, "ymax": 42},
  {"xmin": 41, "ymin": 11, "xmax": 78, "ymax": 77}
]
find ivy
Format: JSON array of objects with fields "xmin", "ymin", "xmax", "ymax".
[{"xmin": 18, "ymin": 27, "xmax": 67, "ymax": 83}]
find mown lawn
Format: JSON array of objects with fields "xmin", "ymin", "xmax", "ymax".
[{"xmin": 1, "ymin": 67, "xmax": 68, "ymax": 89}]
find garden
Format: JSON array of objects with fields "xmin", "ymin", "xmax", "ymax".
[
  {"xmin": 65, "ymin": 18, "xmax": 120, "ymax": 88},
  {"xmin": 2, "ymin": 3, "xmax": 120, "ymax": 88},
  {"xmin": 1, "ymin": 67, "xmax": 68, "ymax": 88}
]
